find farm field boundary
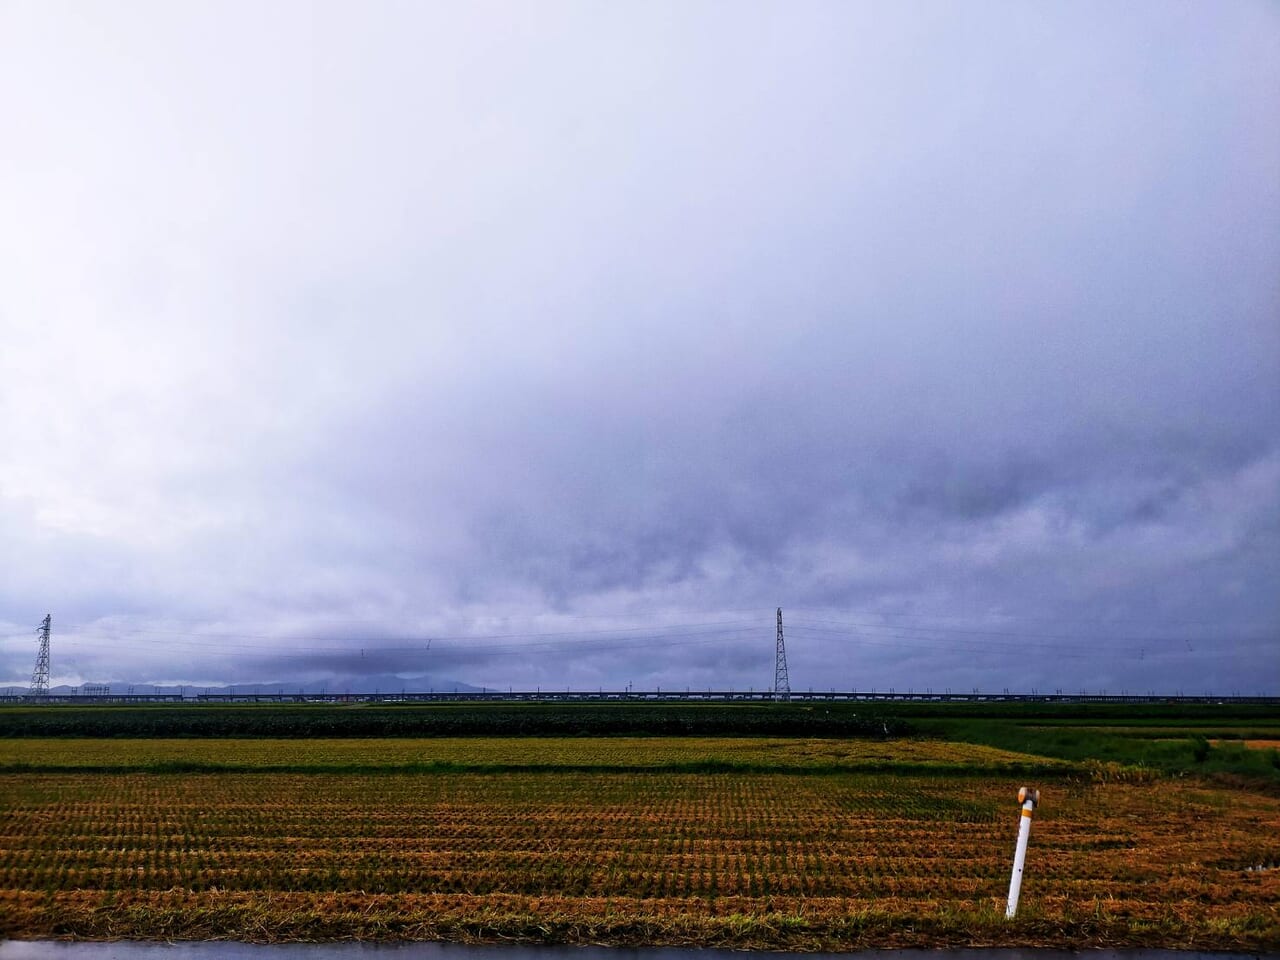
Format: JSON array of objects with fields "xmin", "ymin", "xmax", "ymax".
[
  {"xmin": 0, "ymin": 736, "xmax": 1076, "ymax": 778},
  {"xmin": 915, "ymin": 718, "xmax": 1280, "ymax": 783}
]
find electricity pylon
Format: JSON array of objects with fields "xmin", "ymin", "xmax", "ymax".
[
  {"xmin": 29, "ymin": 614, "xmax": 51, "ymax": 696},
  {"xmin": 774, "ymin": 607, "xmax": 790, "ymax": 700}
]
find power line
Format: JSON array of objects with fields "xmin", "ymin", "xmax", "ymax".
[
  {"xmin": 787, "ymin": 619, "xmax": 1271, "ymax": 653},
  {"xmin": 797, "ymin": 608, "xmax": 1270, "ymax": 627},
  {"xmin": 40, "ymin": 626, "xmax": 765, "ymax": 661},
  {"xmin": 48, "ymin": 618, "xmax": 759, "ymax": 646},
  {"xmin": 784, "ymin": 625, "xmax": 1205, "ymax": 661},
  {"xmin": 788, "ymin": 615, "xmax": 1235, "ymax": 646}
]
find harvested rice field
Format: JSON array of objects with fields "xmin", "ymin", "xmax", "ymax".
[
  {"xmin": 1, "ymin": 742, "xmax": 1277, "ymax": 950},
  {"xmin": 0, "ymin": 736, "xmax": 1068, "ymax": 772}
]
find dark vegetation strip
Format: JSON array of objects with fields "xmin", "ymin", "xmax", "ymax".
[
  {"xmin": 1017, "ymin": 718, "xmax": 1280, "ymax": 731},
  {"xmin": 0, "ymin": 758, "xmax": 1082, "ymax": 777},
  {"xmin": 0, "ymin": 705, "xmax": 910, "ymax": 738},
  {"xmin": 4, "ymin": 699, "xmax": 1272, "ymax": 738},
  {"xmin": 885, "ymin": 701, "xmax": 1279, "ymax": 721},
  {"xmin": 1022, "ymin": 725, "xmax": 1280, "ymax": 740}
]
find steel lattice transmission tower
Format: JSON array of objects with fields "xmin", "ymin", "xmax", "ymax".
[
  {"xmin": 774, "ymin": 607, "xmax": 790, "ymax": 700},
  {"xmin": 29, "ymin": 614, "xmax": 51, "ymax": 697}
]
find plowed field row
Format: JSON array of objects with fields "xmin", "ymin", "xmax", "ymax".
[
  {"xmin": 0, "ymin": 736, "xmax": 1063, "ymax": 770},
  {"xmin": 2, "ymin": 770, "xmax": 1277, "ymax": 948}
]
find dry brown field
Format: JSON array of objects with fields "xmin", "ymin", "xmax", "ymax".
[
  {"xmin": 2, "ymin": 750, "xmax": 1278, "ymax": 949},
  {"xmin": 1214, "ymin": 739, "xmax": 1280, "ymax": 750},
  {"xmin": 0, "ymin": 735, "xmax": 1065, "ymax": 770}
]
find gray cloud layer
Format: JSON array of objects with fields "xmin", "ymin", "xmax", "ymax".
[{"xmin": 1, "ymin": 1, "xmax": 1276, "ymax": 693}]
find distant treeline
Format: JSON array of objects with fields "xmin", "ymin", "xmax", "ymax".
[
  {"xmin": 2, "ymin": 699, "xmax": 1272, "ymax": 739},
  {"xmin": 0, "ymin": 703, "xmax": 912, "ymax": 738},
  {"xmin": 865, "ymin": 700, "xmax": 1280, "ymax": 723}
]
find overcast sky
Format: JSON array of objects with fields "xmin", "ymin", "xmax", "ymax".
[{"xmin": 1, "ymin": 1, "xmax": 1277, "ymax": 695}]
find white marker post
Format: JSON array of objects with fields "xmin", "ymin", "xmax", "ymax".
[{"xmin": 1005, "ymin": 786, "xmax": 1040, "ymax": 919}]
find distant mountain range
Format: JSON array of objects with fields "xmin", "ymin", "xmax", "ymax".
[{"xmin": 2, "ymin": 674, "xmax": 484, "ymax": 696}]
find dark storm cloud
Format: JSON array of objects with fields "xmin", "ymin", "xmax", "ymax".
[{"xmin": 253, "ymin": 647, "xmax": 438, "ymax": 680}]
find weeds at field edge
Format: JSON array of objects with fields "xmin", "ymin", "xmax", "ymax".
[{"xmin": 4, "ymin": 893, "xmax": 1274, "ymax": 951}]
